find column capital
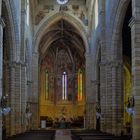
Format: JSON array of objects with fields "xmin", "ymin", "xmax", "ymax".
[
  {"xmin": 9, "ymin": 61, "xmax": 27, "ymax": 68},
  {"xmin": 0, "ymin": 17, "xmax": 5, "ymax": 28},
  {"xmin": 99, "ymin": 60, "xmax": 122, "ymax": 67}
]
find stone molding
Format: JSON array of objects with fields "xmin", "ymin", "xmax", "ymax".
[
  {"xmin": 9, "ymin": 61, "xmax": 27, "ymax": 68},
  {"xmin": 99, "ymin": 60, "xmax": 122, "ymax": 68}
]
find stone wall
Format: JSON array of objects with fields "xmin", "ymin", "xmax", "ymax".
[{"xmin": 0, "ymin": 0, "xmax": 140, "ymax": 139}]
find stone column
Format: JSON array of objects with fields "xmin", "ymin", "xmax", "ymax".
[
  {"xmin": 14, "ymin": 63, "xmax": 22, "ymax": 134},
  {"xmin": 104, "ymin": 62, "xmax": 113, "ymax": 133},
  {"xmin": 20, "ymin": 0, "xmax": 27, "ymax": 132},
  {"xmin": 10, "ymin": 63, "xmax": 16, "ymax": 136},
  {"xmin": 21, "ymin": 64, "xmax": 27, "ymax": 132},
  {"xmin": 98, "ymin": 0, "xmax": 108, "ymax": 132},
  {"xmin": 99, "ymin": 61, "xmax": 107, "ymax": 132},
  {"xmin": 85, "ymin": 53, "xmax": 95, "ymax": 128},
  {"xmin": 91, "ymin": 80, "xmax": 99, "ymax": 129},
  {"xmin": 130, "ymin": 1, "xmax": 140, "ymax": 139},
  {"xmin": 32, "ymin": 52, "xmax": 39, "ymax": 129},
  {"xmin": 111, "ymin": 62, "xmax": 123, "ymax": 135},
  {"xmin": 0, "ymin": 16, "xmax": 5, "ymax": 140},
  {"xmin": 9, "ymin": 63, "xmax": 24, "ymax": 135}
]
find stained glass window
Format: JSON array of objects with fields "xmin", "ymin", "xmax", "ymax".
[
  {"xmin": 45, "ymin": 70, "xmax": 49, "ymax": 99},
  {"xmin": 95, "ymin": 0, "xmax": 98, "ymax": 29},
  {"xmin": 78, "ymin": 69, "xmax": 83, "ymax": 101},
  {"xmin": 62, "ymin": 71, "xmax": 67, "ymax": 100},
  {"xmin": 26, "ymin": 0, "xmax": 29, "ymax": 25}
]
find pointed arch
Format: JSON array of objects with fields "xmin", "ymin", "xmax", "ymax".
[
  {"xmin": 34, "ymin": 12, "xmax": 89, "ymax": 53},
  {"xmin": 111, "ymin": 0, "xmax": 131, "ymax": 58},
  {"xmin": 3, "ymin": 0, "xmax": 20, "ymax": 61}
]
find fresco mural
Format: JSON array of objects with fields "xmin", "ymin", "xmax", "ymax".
[{"xmin": 39, "ymin": 19, "xmax": 85, "ymax": 120}]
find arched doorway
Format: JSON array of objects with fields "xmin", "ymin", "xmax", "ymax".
[
  {"xmin": 122, "ymin": 1, "xmax": 132, "ymax": 136},
  {"xmin": 39, "ymin": 19, "xmax": 86, "ymax": 129}
]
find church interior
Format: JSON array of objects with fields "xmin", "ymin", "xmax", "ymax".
[{"xmin": 0, "ymin": 0, "xmax": 140, "ymax": 140}]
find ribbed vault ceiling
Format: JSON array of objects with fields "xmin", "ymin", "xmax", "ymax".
[{"xmin": 39, "ymin": 19, "xmax": 85, "ymax": 62}]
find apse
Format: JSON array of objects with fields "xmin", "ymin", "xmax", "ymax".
[{"xmin": 39, "ymin": 19, "xmax": 86, "ymax": 128}]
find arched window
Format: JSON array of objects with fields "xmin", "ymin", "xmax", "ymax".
[
  {"xmin": 62, "ymin": 71, "xmax": 67, "ymax": 100},
  {"xmin": 95, "ymin": 0, "xmax": 98, "ymax": 29},
  {"xmin": 78, "ymin": 69, "xmax": 83, "ymax": 101},
  {"xmin": 26, "ymin": 0, "xmax": 29, "ymax": 25},
  {"xmin": 45, "ymin": 70, "xmax": 49, "ymax": 99}
]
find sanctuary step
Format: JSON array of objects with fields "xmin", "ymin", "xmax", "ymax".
[
  {"xmin": 4, "ymin": 130, "xmax": 55, "ymax": 140},
  {"xmin": 55, "ymin": 130, "xmax": 72, "ymax": 140},
  {"xmin": 71, "ymin": 129, "xmax": 131, "ymax": 140}
]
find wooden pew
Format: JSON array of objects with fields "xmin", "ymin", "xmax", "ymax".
[
  {"xmin": 71, "ymin": 129, "xmax": 130, "ymax": 140},
  {"xmin": 4, "ymin": 130, "xmax": 55, "ymax": 140}
]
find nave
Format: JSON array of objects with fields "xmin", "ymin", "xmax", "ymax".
[
  {"xmin": 3, "ymin": 129, "xmax": 131, "ymax": 140},
  {"xmin": 1, "ymin": 0, "xmax": 140, "ymax": 139}
]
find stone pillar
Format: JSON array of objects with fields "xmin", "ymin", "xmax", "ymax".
[
  {"xmin": 99, "ymin": 61, "xmax": 107, "ymax": 132},
  {"xmin": 21, "ymin": 65, "xmax": 27, "ymax": 132},
  {"xmin": 0, "ymin": 16, "xmax": 5, "ymax": 140},
  {"xmin": 101, "ymin": 61, "xmax": 123, "ymax": 135},
  {"xmin": 10, "ymin": 63, "xmax": 16, "ymax": 135},
  {"xmin": 91, "ymin": 81, "xmax": 99, "ymax": 129},
  {"xmin": 9, "ymin": 63, "xmax": 23, "ymax": 135},
  {"xmin": 105, "ymin": 63, "xmax": 113, "ymax": 133},
  {"xmin": 98, "ymin": 0, "xmax": 107, "ymax": 132},
  {"xmin": 85, "ymin": 53, "xmax": 95, "ymax": 128},
  {"xmin": 111, "ymin": 62, "xmax": 123, "ymax": 135},
  {"xmin": 130, "ymin": 1, "xmax": 140, "ymax": 139},
  {"xmin": 20, "ymin": 0, "xmax": 27, "ymax": 132},
  {"xmin": 32, "ymin": 53, "xmax": 39, "ymax": 129},
  {"xmin": 14, "ymin": 63, "xmax": 22, "ymax": 134}
]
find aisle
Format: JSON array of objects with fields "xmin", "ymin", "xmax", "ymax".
[{"xmin": 55, "ymin": 130, "xmax": 72, "ymax": 140}]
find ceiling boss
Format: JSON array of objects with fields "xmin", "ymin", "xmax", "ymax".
[{"xmin": 56, "ymin": 0, "xmax": 69, "ymax": 5}]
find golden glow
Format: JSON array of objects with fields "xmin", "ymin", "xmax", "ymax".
[
  {"xmin": 123, "ymin": 65, "xmax": 132, "ymax": 127},
  {"xmin": 40, "ymin": 103, "xmax": 85, "ymax": 119},
  {"xmin": 78, "ymin": 69, "xmax": 83, "ymax": 101},
  {"xmin": 40, "ymin": 68, "xmax": 85, "ymax": 120}
]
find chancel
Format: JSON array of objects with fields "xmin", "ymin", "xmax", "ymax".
[{"xmin": 0, "ymin": 0, "xmax": 140, "ymax": 140}]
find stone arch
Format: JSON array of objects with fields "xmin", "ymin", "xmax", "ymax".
[
  {"xmin": 2, "ymin": 0, "xmax": 20, "ymax": 136},
  {"xmin": 3, "ymin": 0, "xmax": 19, "ymax": 61},
  {"xmin": 34, "ymin": 12, "xmax": 89, "ymax": 53},
  {"xmin": 110, "ymin": 0, "xmax": 132, "ymax": 135},
  {"xmin": 111, "ymin": 0, "xmax": 131, "ymax": 59}
]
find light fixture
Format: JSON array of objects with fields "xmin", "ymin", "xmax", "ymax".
[
  {"xmin": 57, "ymin": 0, "xmax": 69, "ymax": 5},
  {"xmin": 0, "ymin": 95, "xmax": 11, "ymax": 116}
]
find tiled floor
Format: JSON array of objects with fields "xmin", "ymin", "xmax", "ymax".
[{"xmin": 55, "ymin": 130, "xmax": 72, "ymax": 140}]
